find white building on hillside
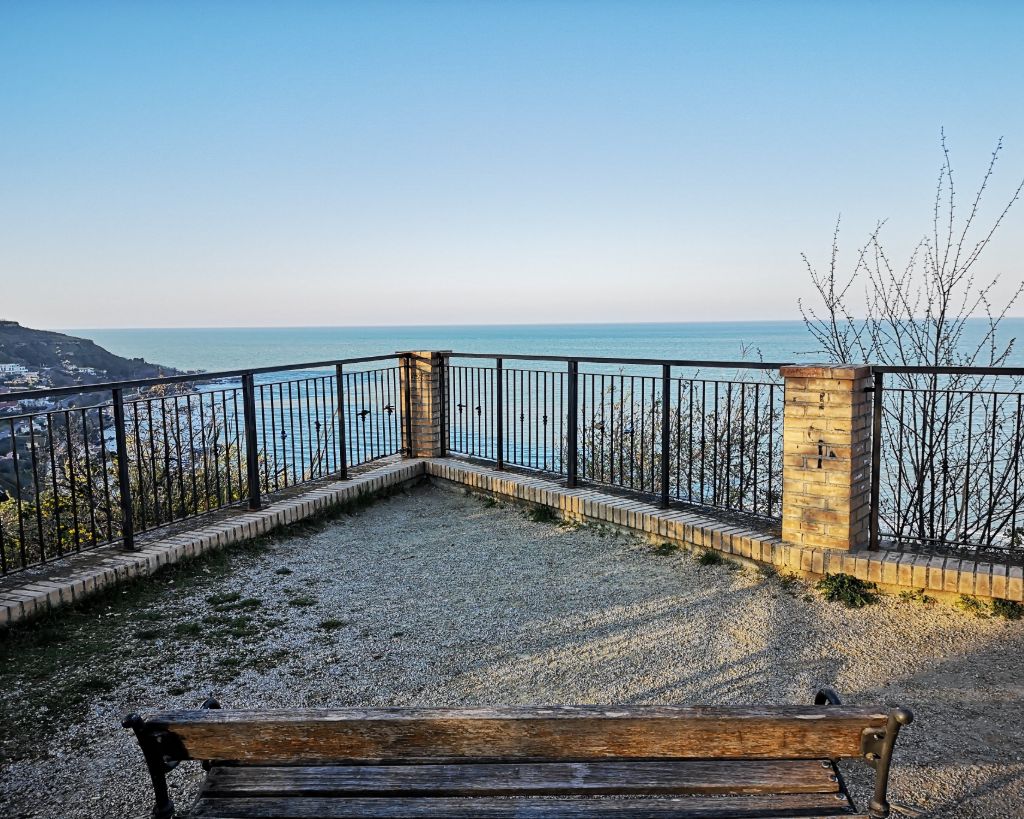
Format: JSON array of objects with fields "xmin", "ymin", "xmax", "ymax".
[{"xmin": 0, "ymin": 363, "xmax": 28, "ymax": 377}]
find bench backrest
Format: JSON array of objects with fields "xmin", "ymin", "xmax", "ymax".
[{"xmin": 138, "ymin": 704, "xmax": 891, "ymax": 765}]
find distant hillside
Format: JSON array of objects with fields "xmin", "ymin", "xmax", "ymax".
[{"xmin": 0, "ymin": 320, "xmax": 179, "ymax": 386}]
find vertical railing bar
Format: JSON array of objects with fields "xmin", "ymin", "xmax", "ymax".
[
  {"xmin": 496, "ymin": 358, "xmax": 504, "ymax": 469},
  {"xmin": 674, "ymin": 378, "xmax": 682, "ymax": 500},
  {"xmin": 81, "ymin": 407, "xmax": 98, "ymax": 542},
  {"xmin": 687, "ymin": 380, "xmax": 694, "ymax": 503},
  {"xmin": 984, "ymin": 395, "xmax": 999, "ymax": 545},
  {"xmin": 699, "ymin": 381, "xmax": 707, "ymax": 505},
  {"xmin": 649, "ymin": 377, "xmax": 656, "ymax": 493},
  {"xmin": 566, "ymin": 360, "xmax": 579, "ymax": 488},
  {"xmin": 208, "ymin": 392, "xmax": 221, "ymax": 503},
  {"xmin": 438, "ymin": 356, "xmax": 448, "ymax": 458},
  {"xmin": 28, "ymin": 415, "xmax": 46, "ymax": 563},
  {"xmin": 186, "ymin": 394, "xmax": 199, "ymax": 515},
  {"xmin": 869, "ymin": 371, "xmax": 884, "ymax": 551},
  {"xmin": 267, "ymin": 384, "xmax": 279, "ymax": 490},
  {"xmin": 751, "ymin": 383, "xmax": 760, "ymax": 514},
  {"xmin": 617, "ymin": 375, "xmax": 624, "ymax": 487},
  {"xmin": 47, "ymin": 412, "xmax": 63, "ymax": 556},
  {"xmin": 64, "ymin": 409, "xmax": 81, "ymax": 549},
  {"xmin": 336, "ymin": 364, "xmax": 348, "ymax": 479},
  {"xmin": 1011, "ymin": 394, "xmax": 1022, "ymax": 547},
  {"xmin": 171, "ymin": 397, "xmax": 186, "ymax": 520},
  {"xmin": 660, "ymin": 364, "xmax": 671, "ymax": 509},
  {"xmin": 257, "ymin": 383, "xmax": 269, "ymax": 490},
  {"xmin": 287, "ymin": 382, "xmax": 297, "ymax": 482},
  {"xmin": 160, "ymin": 398, "xmax": 173, "ymax": 523},
  {"xmin": 199, "ymin": 392, "xmax": 212, "ymax": 508},
  {"xmin": 768, "ymin": 383, "xmax": 776, "ymax": 517},
  {"xmin": 373, "ymin": 371, "xmax": 383, "ymax": 462},
  {"xmin": 302, "ymin": 378, "xmax": 313, "ymax": 480},
  {"xmin": 242, "ymin": 373, "xmax": 261, "ymax": 510},
  {"xmin": 9, "ymin": 419, "xmax": 27, "ymax": 567},
  {"xmin": 939, "ymin": 390, "xmax": 950, "ymax": 539},
  {"xmin": 146, "ymin": 400, "xmax": 159, "ymax": 527},
  {"xmin": 962, "ymin": 392, "xmax": 974, "ymax": 545},
  {"xmin": 738, "ymin": 384, "xmax": 746, "ymax": 512},
  {"xmin": 112, "ymin": 388, "xmax": 135, "ymax": 551}
]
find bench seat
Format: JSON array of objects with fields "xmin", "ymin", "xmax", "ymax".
[
  {"xmin": 191, "ymin": 759, "xmax": 861, "ymax": 818},
  {"xmin": 123, "ymin": 696, "xmax": 910, "ymax": 819}
]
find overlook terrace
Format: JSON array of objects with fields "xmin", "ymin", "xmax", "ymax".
[{"xmin": 1, "ymin": 350, "xmax": 1023, "ymax": 625}]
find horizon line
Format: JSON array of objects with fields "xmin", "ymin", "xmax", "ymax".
[{"xmin": 48, "ymin": 315, "xmax": 1024, "ymax": 332}]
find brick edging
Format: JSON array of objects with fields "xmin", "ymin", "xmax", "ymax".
[
  {"xmin": 4, "ymin": 456, "xmax": 1019, "ymax": 628},
  {"xmin": 425, "ymin": 459, "xmax": 1024, "ymax": 603}
]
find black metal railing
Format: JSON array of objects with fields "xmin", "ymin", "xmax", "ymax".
[
  {"xmin": 9, "ymin": 345, "xmax": 1023, "ymax": 576},
  {"xmin": 0, "ymin": 355, "xmax": 404, "ymax": 575},
  {"xmin": 443, "ymin": 354, "xmax": 786, "ymax": 522},
  {"xmin": 869, "ymin": 366, "xmax": 1024, "ymax": 558}
]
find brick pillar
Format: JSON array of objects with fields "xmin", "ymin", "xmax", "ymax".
[
  {"xmin": 779, "ymin": 364, "xmax": 872, "ymax": 551},
  {"xmin": 399, "ymin": 351, "xmax": 448, "ymax": 458}
]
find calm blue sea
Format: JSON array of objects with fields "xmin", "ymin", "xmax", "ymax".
[{"xmin": 65, "ymin": 320, "xmax": 1024, "ymax": 375}]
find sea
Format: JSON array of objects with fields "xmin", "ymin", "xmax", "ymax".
[{"xmin": 61, "ymin": 319, "xmax": 1024, "ymax": 375}]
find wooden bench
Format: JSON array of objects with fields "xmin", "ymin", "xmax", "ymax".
[{"xmin": 123, "ymin": 690, "xmax": 913, "ymax": 819}]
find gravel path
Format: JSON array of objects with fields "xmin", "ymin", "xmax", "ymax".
[{"xmin": 2, "ymin": 482, "xmax": 1023, "ymax": 818}]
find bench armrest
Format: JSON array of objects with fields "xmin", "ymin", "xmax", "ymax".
[{"xmin": 814, "ymin": 688, "xmax": 913, "ymax": 819}]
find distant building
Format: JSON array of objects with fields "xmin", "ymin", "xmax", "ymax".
[{"xmin": 0, "ymin": 363, "xmax": 28, "ymax": 377}]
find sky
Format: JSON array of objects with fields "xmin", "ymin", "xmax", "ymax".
[{"xmin": 2, "ymin": 1, "xmax": 1023, "ymax": 329}]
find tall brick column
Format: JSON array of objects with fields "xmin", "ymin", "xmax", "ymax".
[
  {"xmin": 779, "ymin": 364, "xmax": 873, "ymax": 551},
  {"xmin": 399, "ymin": 351, "xmax": 448, "ymax": 458}
]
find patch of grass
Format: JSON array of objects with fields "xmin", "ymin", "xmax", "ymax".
[
  {"xmin": 653, "ymin": 542, "xmax": 679, "ymax": 556},
  {"xmin": 318, "ymin": 619, "xmax": 348, "ymax": 631},
  {"xmin": 274, "ymin": 567, "xmax": 293, "ymax": 575},
  {"xmin": 167, "ymin": 685, "xmax": 187, "ymax": 696},
  {"xmin": 815, "ymin": 573, "xmax": 879, "ymax": 608},
  {"xmin": 955, "ymin": 595, "xmax": 991, "ymax": 618},
  {"xmin": 133, "ymin": 627, "xmax": 162, "ymax": 641},
  {"xmin": 899, "ymin": 588, "xmax": 936, "ymax": 606},
  {"xmin": 777, "ymin": 573, "xmax": 801, "ymax": 594},
  {"xmin": 482, "ymin": 496, "xmax": 498, "ymax": 508},
  {"xmin": 31, "ymin": 624, "xmax": 70, "ymax": 647},
  {"xmin": 212, "ymin": 597, "xmax": 263, "ymax": 612},
  {"xmin": 526, "ymin": 505, "xmax": 559, "ymax": 524},
  {"xmin": 206, "ymin": 591, "xmax": 242, "ymax": 606},
  {"xmin": 287, "ymin": 595, "xmax": 317, "ymax": 608},
  {"xmin": 697, "ymin": 549, "xmax": 724, "ymax": 566},
  {"xmin": 76, "ymin": 676, "xmax": 115, "ymax": 695},
  {"xmin": 173, "ymin": 621, "xmax": 203, "ymax": 637},
  {"xmin": 992, "ymin": 599, "xmax": 1024, "ymax": 620}
]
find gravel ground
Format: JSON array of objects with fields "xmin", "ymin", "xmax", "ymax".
[{"xmin": 1, "ymin": 482, "xmax": 1023, "ymax": 818}]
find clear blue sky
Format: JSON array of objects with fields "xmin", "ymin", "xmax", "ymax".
[{"xmin": 2, "ymin": 1, "xmax": 1022, "ymax": 328}]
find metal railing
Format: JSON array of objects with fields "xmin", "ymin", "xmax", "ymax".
[
  {"xmin": 869, "ymin": 365, "xmax": 1024, "ymax": 558},
  {"xmin": 7, "ymin": 345, "xmax": 1022, "ymax": 576},
  {"xmin": 0, "ymin": 355, "xmax": 405, "ymax": 575},
  {"xmin": 443, "ymin": 354, "xmax": 786, "ymax": 522}
]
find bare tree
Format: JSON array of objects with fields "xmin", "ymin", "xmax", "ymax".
[{"xmin": 800, "ymin": 133, "xmax": 1024, "ymax": 552}]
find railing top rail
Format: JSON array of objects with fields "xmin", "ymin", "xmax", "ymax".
[
  {"xmin": 873, "ymin": 365, "xmax": 1024, "ymax": 376},
  {"xmin": 443, "ymin": 352, "xmax": 793, "ymax": 370},
  {"xmin": 0, "ymin": 354, "xmax": 400, "ymax": 403}
]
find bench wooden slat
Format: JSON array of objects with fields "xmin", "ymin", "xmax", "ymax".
[
  {"xmin": 189, "ymin": 794, "xmax": 861, "ymax": 818},
  {"xmin": 201, "ymin": 760, "xmax": 842, "ymax": 797},
  {"xmin": 150, "ymin": 706, "xmax": 885, "ymax": 763}
]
